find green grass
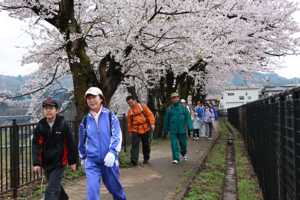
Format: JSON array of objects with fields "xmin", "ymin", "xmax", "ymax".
[
  {"xmin": 227, "ymin": 122, "xmax": 263, "ymax": 200},
  {"xmin": 184, "ymin": 122, "xmax": 228, "ymax": 200}
]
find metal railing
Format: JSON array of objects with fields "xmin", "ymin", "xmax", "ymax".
[
  {"xmin": 228, "ymin": 86, "xmax": 300, "ymax": 200},
  {"xmin": 0, "ymin": 113, "xmax": 133, "ymax": 198}
]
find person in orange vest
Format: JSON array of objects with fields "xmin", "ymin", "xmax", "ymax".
[{"xmin": 126, "ymin": 96, "xmax": 156, "ymax": 165}]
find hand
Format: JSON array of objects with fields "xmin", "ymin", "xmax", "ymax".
[
  {"xmin": 81, "ymin": 159, "xmax": 86, "ymax": 170},
  {"xmin": 33, "ymin": 166, "xmax": 40, "ymax": 173},
  {"xmin": 104, "ymin": 152, "xmax": 115, "ymax": 167},
  {"xmin": 70, "ymin": 164, "xmax": 76, "ymax": 172},
  {"xmin": 151, "ymin": 125, "xmax": 155, "ymax": 130}
]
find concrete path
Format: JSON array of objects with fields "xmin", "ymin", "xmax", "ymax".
[{"xmin": 40, "ymin": 132, "xmax": 219, "ymax": 200}]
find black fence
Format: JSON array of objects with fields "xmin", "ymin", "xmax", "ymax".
[
  {"xmin": 228, "ymin": 86, "xmax": 300, "ymax": 200},
  {"xmin": 0, "ymin": 114, "xmax": 136, "ymax": 198}
]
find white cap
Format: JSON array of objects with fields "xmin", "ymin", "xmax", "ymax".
[
  {"xmin": 180, "ymin": 99, "xmax": 186, "ymax": 103},
  {"xmin": 84, "ymin": 87, "xmax": 103, "ymax": 98}
]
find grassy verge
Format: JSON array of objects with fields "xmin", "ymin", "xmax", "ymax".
[
  {"xmin": 226, "ymin": 123, "xmax": 263, "ymax": 200},
  {"xmin": 184, "ymin": 122, "xmax": 263, "ymax": 200},
  {"xmin": 183, "ymin": 122, "xmax": 228, "ymax": 200}
]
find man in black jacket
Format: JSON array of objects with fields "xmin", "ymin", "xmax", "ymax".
[{"xmin": 32, "ymin": 99, "xmax": 77, "ymax": 200}]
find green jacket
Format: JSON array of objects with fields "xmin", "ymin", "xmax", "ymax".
[{"xmin": 163, "ymin": 102, "xmax": 193, "ymax": 134}]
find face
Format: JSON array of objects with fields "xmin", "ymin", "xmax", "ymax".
[
  {"xmin": 205, "ymin": 105, "xmax": 209, "ymax": 109},
  {"xmin": 126, "ymin": 99, "xmax": 137, "ymax": 108},
  {"xmin": 200, "ymin": 103, "xmax": 203, "ymax": 107},
  {"xmin": 171, "ymin": 96, "xmax": 180, "ymax": 103},
  {"xmin": 43, "ymin": 105, "xmax": 59, "ymax": 122},
  {"xmin": 209, "ymin": 103, "xmax": 212, "ymax": 108},
  {"xmin": 86, "ymin": 95, "xmax": 103, "ymax": 112}
]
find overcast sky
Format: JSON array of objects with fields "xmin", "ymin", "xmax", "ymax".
[{"xmin": 0, "ymin": 1, "xmax": 300, "ymax": 79}]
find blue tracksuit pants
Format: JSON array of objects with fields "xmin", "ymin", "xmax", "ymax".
[{"xmin": 85, "ymin": 159, "xmax": 126, "ymax": 200}]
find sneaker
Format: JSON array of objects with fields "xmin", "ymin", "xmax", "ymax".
[
  {"xmin": 209, "ymin": 138, "xmax": 212, "ymax": 140},
  {"xmin": 143, "ymin": 160, "xmax": 149, "ymax": 164},
  {"xmin": 172, "ymin": 160, "xmax": 178, "ymax": 164},
  {"xmin": 131, "ymin": 160, "xmax": 137, "ymax": 165},
  {"xmin": 196, "ymin": 137, "xmax": 199, "ymax": 140},
  {"xmin": 205, "ymin": 137, "xmax": 208, "ymax": 140},
  {"xmin": 182, "ymin": 155, "xmax": 187, "ymax": 160},
  {"xmin": 193, "ymin": 137, "xmax": 196, "ymax": 140}
]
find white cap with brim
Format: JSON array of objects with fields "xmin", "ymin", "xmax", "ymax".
[
  {"xmin": 180, "ymin": 99, "xmax": 186, "ymax": 103},
  {"xmin": 84, "ymin": 87, "xmax": 103, "ymax": 98}
]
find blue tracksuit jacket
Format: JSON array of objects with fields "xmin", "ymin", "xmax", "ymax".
[{"xmin": 78, "ymin": 108, "xmax": 122, "ymax": 163}]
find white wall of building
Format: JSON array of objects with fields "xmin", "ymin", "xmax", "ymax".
[{"xmin": 219, "ymin": 87, "xmax": 261, "ymax": 109}]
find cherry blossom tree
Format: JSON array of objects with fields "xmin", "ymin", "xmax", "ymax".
[{"xmin": 0, "ymin": 0, "xmax": 299, "ymax": 126}]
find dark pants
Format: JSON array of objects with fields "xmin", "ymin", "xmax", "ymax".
[
  {"xmin": 131, "ymin": 131, "xmax": 150, "ymax": 162},
  {"xmin": 44, "ymin": 167, "xmax": 68, "ymax": 200},
  {"xmin": 204, "ymin": 122, "xmax": 213, "ymax": 138},
  {"xmin": 193, "ymin": 129, "xmax": 199, "ymax": 138}
]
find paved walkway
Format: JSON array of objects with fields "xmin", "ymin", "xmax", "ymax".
[{"xmin": 40, "ymin": 131, "xmax": 219, "ymax": 200}]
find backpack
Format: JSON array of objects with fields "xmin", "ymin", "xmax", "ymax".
[
  {"xmin": 38, "ymin": 118, "xmax": 66, "ymax": 133},
  {"xmin": 83, "ymin": 111, "xmax": 112, "ymax": 144},
  {"xmin": 129, "ymin": 103, "xmax": 151, "ymax": 127}
]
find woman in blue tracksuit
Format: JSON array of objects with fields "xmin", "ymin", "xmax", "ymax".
[{"xmin": 78, "ymin": 87, "xmax": 126, "ymax": 200}]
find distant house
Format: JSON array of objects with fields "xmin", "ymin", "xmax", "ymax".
[
  {"xmin": 206, "ymin": 95, "xmax": 221, "ymax": 109},
  {"xmin": 219, "ymin": 86, "xmax": 261, "ymax": 110},
  {"xmin": 259, "ymin": 84, "xmax": 300, "ymax": 99}
]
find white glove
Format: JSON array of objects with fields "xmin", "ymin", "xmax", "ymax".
[
  {"xmin": 104, "ymin": 152, "xmax": 115, "ymax": 167},
  {"xmin": 81, "ymin": 159, "xmax": 86, "ymax": 170}
]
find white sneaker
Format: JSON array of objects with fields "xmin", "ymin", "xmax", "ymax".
[
  {"xmin": 182, "ymin": 155, "xmax": 187, "ymax": 160},
  {"xmin": 193, "ymin": 137, "xmax": 196, "ymax": 140},
  {"xmin": 196, "ymin": 137, "xmax": 199, "ymax": 140},
  {"xmin": 209, "ymin": 138, "xmax": 212, "ymax": 140},
  {"xmin": 172, "ymin": 160, "xmax": 178, "ymax": 164}
]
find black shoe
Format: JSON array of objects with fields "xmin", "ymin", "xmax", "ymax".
[
  {"xmin": 143, "ymin": 160, "xmax": 149, "ymax": 164},
  {"xmin": 131, "ymin": 160, "xmax": 137, "ymax": 165}
]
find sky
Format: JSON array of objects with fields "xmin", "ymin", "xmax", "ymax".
[{"xmin": 0, "ymin": 1, "xmax": 300, "ymax": 79}]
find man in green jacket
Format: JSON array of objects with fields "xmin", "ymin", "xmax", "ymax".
[{"xmin": 163, "ymin": 92, "xmax": 193, "ymax": 164}]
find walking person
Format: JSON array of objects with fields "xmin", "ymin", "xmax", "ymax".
[
  {"xmin": 126, "ymin": 96, "xmax": 156, "ymax": 165},
  {"xmin": 32, "ymin": 99, "xmax": 77, "ymax": 200},
  {"xmin": 203, "ymin": 103, "xmax": 215, "ymax": 140},
  {"xmin": 196, "ymin": 101, "xmax": 205, "ymax": 137},
  {"xmin": 191, "ymin": 103, "xmax": 197, "ymax": 114},
  {"xmin": 163, "ymin": 93, "xmax": 193, "ymax": 164},
  {"xmin": 209, "ymin": 102, "xmax": 218, "ymax": 131},
  {"xmin": 180, "ymin": 99, "xmax": 191, "ymax": 137},
  {"xmin": 191, "ymin": 113, "xmax": 200, "ymax": 140},
  {"xmin": 78, "ymin": 87, "xmax": 126, "ymax": 200}
]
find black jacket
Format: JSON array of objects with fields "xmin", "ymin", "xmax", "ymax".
[{"xmin": 32, "ymin": 115, "xmax": 77, "ymax": 171}]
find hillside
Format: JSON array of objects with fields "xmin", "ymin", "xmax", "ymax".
[
  {"xmin": 0, "ymin": 75, "xmax": 73, "ymax": 91},
  {"xmin": 0, "ymin": 75, "xmax": 28, "ymax": 91},
  {"xmin": 224, "ymin": 73, "xmax": 300, "ymax": 87},
  {"xmin": 1, "ymin": 73, "xmax": 300, "ymax": 92}
]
